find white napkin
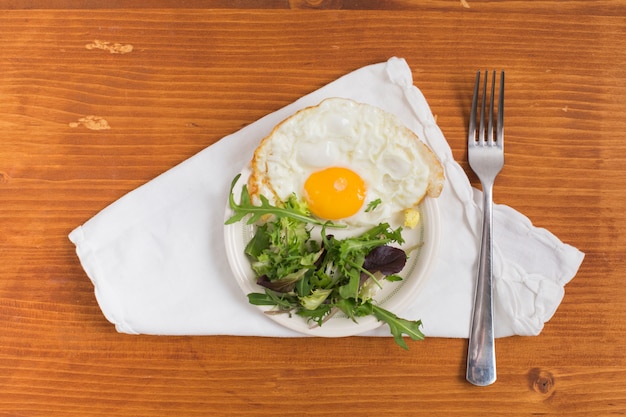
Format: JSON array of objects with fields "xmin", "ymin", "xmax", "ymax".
[{"xmin": 69, "ymin": 57, "xmax": 584, "ymax": 338}]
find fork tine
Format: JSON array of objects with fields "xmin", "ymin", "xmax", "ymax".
[
  {"xmin": 478, "ymin": 71, "xmax": 488, "ymax": 145},
  {"xmin": 497, "ymin": 70, "xmax": 505, "ymax": 147},
  {"xmin": 487, "ymin": 70, "xmax": 496, "ymax": 145},
  {"xmin": 468, "ymin": 71, "xmax": 480, "ymax": 145}
]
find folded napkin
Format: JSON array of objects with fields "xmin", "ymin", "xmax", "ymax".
[{"xmin": 69, "ymin": 57, "xmax": 584, "ymax": 339}]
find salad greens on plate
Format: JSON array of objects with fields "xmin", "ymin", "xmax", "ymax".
[{"xmin": 225, "ymin": 174, "xmax": 425, "ymax": 350}]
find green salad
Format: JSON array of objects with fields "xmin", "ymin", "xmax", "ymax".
[{"xmin": 225, "ymin": 174, "xmax": 425, "ymax": 349}]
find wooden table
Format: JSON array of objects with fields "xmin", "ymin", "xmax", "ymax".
[{"xmin": 1, "ymin": 1, "xmax": 625, "ymax": 415}]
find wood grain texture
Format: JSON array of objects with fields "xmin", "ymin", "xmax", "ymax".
[{"xmin": 1, "ymin": 2, "xmax": 625, "ymax": 416}]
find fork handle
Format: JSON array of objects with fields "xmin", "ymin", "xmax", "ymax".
[{"xmin": 466, "ymin": 182, "xmax": 497, "ymax": 386}]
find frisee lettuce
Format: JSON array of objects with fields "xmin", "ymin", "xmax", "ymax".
[{"xmin": 226, "ymin": 174, "xmax": 425, "ymax": 350}]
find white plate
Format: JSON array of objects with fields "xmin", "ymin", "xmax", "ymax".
[{"xmin": 223, "ymin": 167, "xmax": 440, "ymax": 337}]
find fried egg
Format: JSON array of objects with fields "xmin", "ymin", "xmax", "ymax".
[{"xmin": 247, "ymin": 98, "xmax": 444, "ymax": 227}]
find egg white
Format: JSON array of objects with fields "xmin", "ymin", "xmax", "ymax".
[{"xmin": 249, "ymin": 98, "xmax": 440, "ymax": 227}]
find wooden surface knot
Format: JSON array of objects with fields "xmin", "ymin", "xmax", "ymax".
[
  {"xmin": 528, "ymin": 368, "xmax": 555, "ymax": 395},
  {"xmin": 289, "ymin": 0, "xmax": 343, "ymax": 9}
]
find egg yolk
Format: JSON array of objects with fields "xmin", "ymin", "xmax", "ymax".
[{"xmin": 303, "ymin": 167, "xmax": 366, "ymax": 220}]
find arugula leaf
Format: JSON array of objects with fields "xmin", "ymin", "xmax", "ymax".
[
  {"xmin": 384, "ymin": 275, "xmax": 403, "ymax": 282},
  {"xmin": 244, "ymin": 223, "xmax": 271, "ymax": 258},
  {"xmin": 338, "ymin": 266, "xmax": 362, "ymax": 300},
  {"xmin": 371, "ymin": 304, "xmax": 425, "ymax": 350},
  {"xmin": 335, "ymin": 297, "xmax": 373, "ymax": 322},
  {"xmin": 365, "ymin": 198, "xmax": 382, "ymax": 212},
  {"xmin": 247, "ymin": 290, "xmax": 298, "ymax": 310},
  {"xmin": 226, "ymin": 174, "xmax": 345, "ymax": 228}
]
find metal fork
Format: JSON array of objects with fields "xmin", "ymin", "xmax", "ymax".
[{"xmin": 466, "ymin": 70, "xmax": 504, "ymax": 387}]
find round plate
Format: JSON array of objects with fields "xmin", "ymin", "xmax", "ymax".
[{"xmin": 223, "ymin": 167, "xmax": 440, "ymax": 337}]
